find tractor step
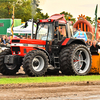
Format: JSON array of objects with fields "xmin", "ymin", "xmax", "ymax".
[{"xmin": 54, "ymin": 56, "xmax": 59, "ymax": 67}]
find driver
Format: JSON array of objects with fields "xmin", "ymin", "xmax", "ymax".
[{"xmin": 54, "ymin": 27, "xmax": 61, "ymax": 39}]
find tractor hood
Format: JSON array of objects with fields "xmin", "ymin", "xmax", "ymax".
[{"xmin": 11, "ymin": 39, "xmax": 46, "ymax": 45}]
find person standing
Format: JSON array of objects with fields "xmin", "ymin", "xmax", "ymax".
[
  {"xmin": 2, "ymin": 35, "xmax": 6, "ymax": 45},
  {"xmin": 90, "ymin": 40, "xmax": 100, "ymax": 55}
]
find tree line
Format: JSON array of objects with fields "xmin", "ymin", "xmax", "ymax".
[{"xmin": 0, "ymin": 0, "xmax": 94, "ymax": 24}]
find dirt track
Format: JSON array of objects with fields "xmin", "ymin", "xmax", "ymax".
[
  {"xmin": 0, "ymin": 68, "xmax": 100, "ymax": 100},
  {"xmin": 0, "ymin": 81, "xmax": 100, "ymax": 100}
]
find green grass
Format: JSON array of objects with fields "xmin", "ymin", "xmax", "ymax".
[{"xmin": 0, "ymin": 75, "xmax": 100, "ymax": 84}]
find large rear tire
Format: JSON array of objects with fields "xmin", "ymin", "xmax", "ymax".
[
  {"xmin": 0, "ymin": 49, "xmax": 21, "ymax": 75},
  {"xmin": 23, "ymin": 50, "xmax": 49, "ymax": 76},
  {"xmin": 59, "ymin": 44, "xmax": 92, "ymax": 75}
]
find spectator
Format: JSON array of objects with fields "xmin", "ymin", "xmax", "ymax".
[
  {"xmin": 27, "ymin": 35, "xmax": 31, "ymax": 39},
  {"xmin": 20, "ymin": 35, "xmax": 23, "ymax": 39},
  {"xmin": 90, "ymin": 40, "xmax": 100, "ymax": 55},
  {"xmin": 22, "ymin": 35, "xmax": 26, "ymax": 39},
  {"xmin": 6, "ymin": 36, "xmax": 10, "ymax": 44},
  {"xmin": 2, "ymin": 35, "xmax": 6, "ymax": 45},
  {"xmin": 0, "ymin": 38, "xmax": 3, "ymax": 44}
]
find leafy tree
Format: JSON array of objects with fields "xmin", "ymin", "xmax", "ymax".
[
  {"xmin": 60, "ymin": 11, "xmax": 76, "ymax": 23},
  {"xmin": 0, "ymin": 0, "xmax": 49, "ymax": 22},
  {"xmin": 15, "ymin": 0, "xmax": 32, "ymax": 22},
  {"xmin": 86, "ymin": 16, "xmax": 93, "ymax": 24},
  {"xmin": 44, "ymin": 13, "xmax": 49, "ymax": 19},
  {"xmin": 0, "ymin": 0, "xmax": 15, "ymax": 18},
  {"xmin": 35, "ymin": 7, "xmax": 42, "ymax": 13},
  {"xmin": 34, "ymin": 8, "xmax": 49, "ymax": 21}
]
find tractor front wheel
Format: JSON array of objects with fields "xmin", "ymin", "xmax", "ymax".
[{"xmin": 23, "ymin": 50, "xmax": 49, "ymax": 76}]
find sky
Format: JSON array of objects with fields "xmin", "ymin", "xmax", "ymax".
[{"xmin": 39, "ymin": 0, "xmax": 100, "ymax": 20}]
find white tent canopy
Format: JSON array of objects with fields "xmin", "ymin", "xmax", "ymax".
[{"xmin": 7, "ymin": 21, "xmax": 36, "ymax": 34}]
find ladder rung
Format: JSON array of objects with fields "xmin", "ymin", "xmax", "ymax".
[
  {"xmin": 54, "ymin": 57, "xmax": 59, "ymax": 58},
  {"xmin": 55, "ymin": 62, "xmax": 59, "ymax": 63}
]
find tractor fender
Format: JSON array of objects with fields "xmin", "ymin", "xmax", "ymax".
[
  {"xmin": 62, "ymin": 38, "xmax": 86, "ymax": 46},
  {"xmin": 34, "ymin": 47, "xmax": 51, "ymax": 63}
]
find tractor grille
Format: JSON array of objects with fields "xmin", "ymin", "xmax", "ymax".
[
  {"xmin": 12, "ymin": 40, "xmax": 20, "ymax": 43},
  {"xmin": 12, "ymin": 47, "xmax": 20, "ymax": 54}
]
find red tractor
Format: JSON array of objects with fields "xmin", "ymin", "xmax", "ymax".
[{"xmin": 0, "ymin": 14, "xmax": 92, "ymax": 76}]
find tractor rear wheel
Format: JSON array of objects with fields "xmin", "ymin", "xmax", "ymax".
[
  {"xmin": 0, "ymin": 49, "xmax": 21, "ymax": 75},
  {"xmin": 23, "ymin": 50, "xmax": 49, "ymax": 76},
  {"xmin": 59, "ymin": 44, "xmax": 92, "ymax": 75}
]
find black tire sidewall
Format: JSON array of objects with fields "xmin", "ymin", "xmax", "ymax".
[{"xmin": 0, "ymin": 49, "xmax": 20, "ymax": 75}]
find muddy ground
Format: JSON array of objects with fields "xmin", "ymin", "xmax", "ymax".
[{"xmin": 0, "ymin": 68, "xmax": 100, "ymax": 100}]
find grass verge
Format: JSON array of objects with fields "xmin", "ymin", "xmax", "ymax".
[{"xmin": 0, "ymin": 75, "xmax": 100, "ymax": 84}]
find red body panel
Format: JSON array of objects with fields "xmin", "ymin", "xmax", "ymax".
[
  {"xmin": 11, "ymin": 39, "xmax": 46, "ymax": 57},
  {"xmin": 62, "ymin": 38, "xmax": 70, "ymax": 45},
  {"xmin": 39, "ymin": 19, "xmax": 54, "ymax": 23},
  {"xmin": 11, "ymin": 46, "xmax": 46, "ymax": 57},
  {"xmin": 12, "ymin": 39, "xmax": 46, "ymax": 45},
  {"xmin": 11, "ymin": 46, "xmax": 36, "ymax": 57}
]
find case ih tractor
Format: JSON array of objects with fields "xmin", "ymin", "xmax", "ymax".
[{"xmin": 0, "ymin": 14, "xmax": 92, "ymax": 76}]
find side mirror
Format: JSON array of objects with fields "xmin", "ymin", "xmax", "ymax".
[{"xmin": 55, "ymin": 21, "xmax": 59, "ymax": 28}]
